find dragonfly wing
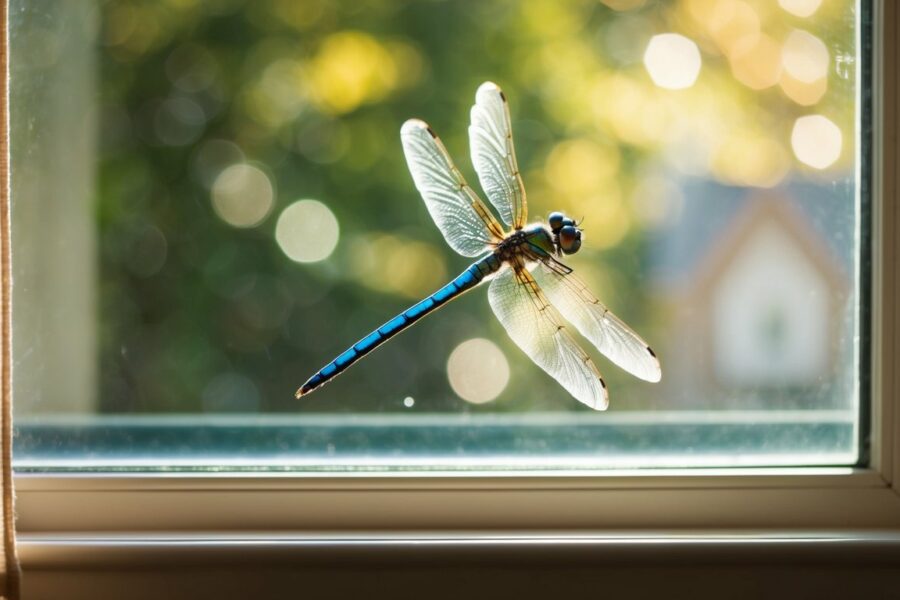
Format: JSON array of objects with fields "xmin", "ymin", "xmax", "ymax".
[
  {"xmin": 401, "ymin": 119, "xmax": 505, "ymax": 257},
  {"xmin": 488, "ymin": 265, "xmax": 608, "ymax": 410},
  {"xmin": 469, "ymin": 82, "xmax": 527, "ymax": 230},
  {"xmin": 533, "ymin": 262, "xmax": 662, "ymax": 383}
]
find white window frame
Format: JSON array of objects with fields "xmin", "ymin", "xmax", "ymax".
[{"xmin": 12, "ymin": 0, "xmax": 900, "ymax": 574}]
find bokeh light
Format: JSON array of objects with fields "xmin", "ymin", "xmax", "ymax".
[
  {"xmin": 643, "ymin": 34, "xmax": 702, "ymax": 90},
  {"xmin": 711, "ymin": 131, "xmax": 790, "ymax": 187},
  {"xmin": 599, "ymin": 0, "xmax": 646, "ymax": 11},
  {"xmin": 791, "ymin": 115, "xmax": 842, "ymax": 169},
  {"xmin": 165, "ymin": 43, "xmax": 218, "ymax": 93},
  {"xmin": 631, "ymin": 177, "xmax": 685, "ymax": 229},
  {"xmin": 211, "ymin": 164, "xmax": 274, "ymax": 228},
  {"xmin": 348, "ymin": 234, "xmax": 448, "ymax": 299},
  {"xmin": 707, "ymin": 0, "xmax": 761, "ymax": 58},
  {"xmin": 275, "ymin": 200, "xmax": 340, "ymax": 263},
  {"xmin": 192, "ymin": 140, "xmax": 245, "ymax": 189},
  {"xmin": 244, "ymin": 58, "xmax": 307, "ymax": 129},
  {"xmin": 446, "ymin": 338, "xmax": 510, "ymax": 404},
  {"xmin": 585, "ymin": 191, "xmax": 632, "ymax": 249},
  {"xmin": 730, "ymin": 33, "xmax": 782, "ymax": 90},
  {"xmin": 542, "ymin": 137, "xmax": 632, "ymax": 246},
  {"xmin": 779, "ymin": 0, "xmax": 822, "ymax": 18},
  {"xmin": 545, "ymin": 138, "xmax": 620, "ymax": 197},
  {"xmin": 306, "ymin": 31, "xmax": 420, "ymax": 115},
  {"xmin": 780, "ymin": 72, "xmax": 827, "ymax": 106},
  {"xmin": 592, "ymin": 74, "xmax": 668, "ymax": 147},
  {"xmin": 782, "ymin": 30, "xmax": 829, "ymax": 83},
  {"xmin": 153, "ymin": 97, "xmax": 206, "ymax": 146}
]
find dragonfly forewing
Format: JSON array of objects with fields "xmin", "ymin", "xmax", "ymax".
[
  {"xmin": 401, "ymin": 119, "xmax": 504, "ymax": 257},
  {"xmin": 469, "ymin": 82, "xmax": 528, "ymax": 230}
]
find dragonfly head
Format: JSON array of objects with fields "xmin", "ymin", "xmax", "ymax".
[{"xmin": 548, "ymin": 212, "xmax": 582, "ymax": 255}]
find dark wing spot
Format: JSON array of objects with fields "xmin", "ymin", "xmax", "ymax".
[
  {"xmin": 426, "ymin": 126, "xmax": 437, "ymax": 138},
  {"xmin": 647, "ymin": 347, "xmax": 657, "ymax": 358},
  {"xmin": 599, "ymin": 378, "xmax": 607, "ymax": 389},
  {"xmin": 499, "ymin": 90, "xmax": 507, "ymax": 102}
]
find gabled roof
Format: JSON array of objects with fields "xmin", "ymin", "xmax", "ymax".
[{"xmin": 648, "ymin": 177, "xmax": 856, "ymax": 293}]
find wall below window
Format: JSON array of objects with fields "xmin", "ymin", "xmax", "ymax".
[
  {"xmin": 19, "ymin": 535, "xmax": 900, "ymax": 600},
  {"xmin": 23, "ymin": 563, "xmax": 900, "ymax": 600}
]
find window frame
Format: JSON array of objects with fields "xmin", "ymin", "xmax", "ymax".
[{"xmin": 11, "ymin": 0, "xmax": 900, "ymax": 568}]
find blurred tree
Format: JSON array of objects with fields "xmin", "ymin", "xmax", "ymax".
[{"xmin": 84, "ymin": 0, "xmax": 855, "ymax": 414}]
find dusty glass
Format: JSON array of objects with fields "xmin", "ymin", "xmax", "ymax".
[{"xmin": 11, "ymin": 0, "xmax": 869, "ymax": 470}]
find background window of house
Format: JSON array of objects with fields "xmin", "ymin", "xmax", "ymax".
[{"xmin": 12, "ymin": 0, "xmax": 867, "ymax": 470}]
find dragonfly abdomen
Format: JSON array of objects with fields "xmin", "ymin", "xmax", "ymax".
[{"xmin": 296, "ymin": 254, "xmax": 502, "ymax": 398}]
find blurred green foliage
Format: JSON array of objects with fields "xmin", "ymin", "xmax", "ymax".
[{"xmin": 83, "ymin": 0, "xmax": 856, "ymax": 414}]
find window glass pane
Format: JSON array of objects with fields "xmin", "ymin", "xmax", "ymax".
[{"xmin": 11, "ymin": 0, "xmax": 868, "ymax": 470}]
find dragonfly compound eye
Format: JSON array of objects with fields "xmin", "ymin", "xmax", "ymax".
[
  {"xmin": 548, "ymin": 212, "xmax": 565, "ymax": 232},
  {"xmin": 559, "ymin": 225, "xmax": 581, "ymax": 254}
]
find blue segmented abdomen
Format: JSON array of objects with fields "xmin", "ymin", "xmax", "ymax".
[{"xmin": 296, "ymin": 254, "xmax": 502, "ymax": 397}]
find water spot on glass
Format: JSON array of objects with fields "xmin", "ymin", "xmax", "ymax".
[
  {"xmin": 201, "ymin": 372, "xmax": 260, "ymax": 412},
  {"xmin": 834, "ymin": 53, "xmax": 854, "ymax": 80}
]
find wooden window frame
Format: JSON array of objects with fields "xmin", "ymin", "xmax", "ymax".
[{"xmin": 8, "ymin": 0, "xmax": 900, "ymax": 577}]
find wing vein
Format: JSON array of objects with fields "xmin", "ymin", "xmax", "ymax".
[{"xmin": 488, "ymin": 265, "xmax": 608, "ymax": 410}]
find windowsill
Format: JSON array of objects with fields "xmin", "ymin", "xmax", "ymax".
[
  {"xmin": 14, "ymin": 466, "xmax": 900, "ymax": 536},
  {"xmin": 18, "ymin": 531, "xmax": 900, "ymax": 570}
]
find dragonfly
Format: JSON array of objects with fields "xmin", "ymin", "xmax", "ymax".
[{"xmin": 297, "ymin": 82, "xmax": 661, "ymax": 409}]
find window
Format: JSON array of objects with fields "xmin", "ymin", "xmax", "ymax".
[
  {"xmin": 11, "ymin": 5, "xmax": 900, "ymax": 589},
  {"xmin": 11, "ymin": 0, "xmax": 873, "ymax": 472},
  {"xmin": 11, "ymin": 0, "xmax": 872, "ymax": 472}
]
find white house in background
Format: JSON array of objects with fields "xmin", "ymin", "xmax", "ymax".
[
  {"xmin": 707, "ymin": 199, "xmax": 845, "ymax": 388},
  {"xmin": 660, "ymin": 194, "xmax": 849, "ymax": 405}
]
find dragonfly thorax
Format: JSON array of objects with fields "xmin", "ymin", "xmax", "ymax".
[{"xmin": 495, "ymin": 220, "xmax": 581, "ymax": 266}]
